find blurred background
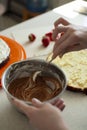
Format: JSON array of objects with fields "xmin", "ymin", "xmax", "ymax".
[{"xmin": 0, "ymin": 0, "xmax": 87, "ymax": 31}]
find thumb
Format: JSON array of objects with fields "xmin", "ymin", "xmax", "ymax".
[
  {"xmin": 32, "ymin": 98, "xmax": 43, "ymax": 108},
  {"xmin": 54, "ymin": 17, "xmax": 70, "ymax": 27}
]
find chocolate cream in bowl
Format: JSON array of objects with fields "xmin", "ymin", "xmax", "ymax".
[{"xmin": 8, "ymin": 72, "xmax": 62, "ymax": 102}]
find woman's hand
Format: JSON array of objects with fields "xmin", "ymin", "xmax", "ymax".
[
  {"xmin": 52, "ymin": 17, "xmax": 87, "ymax": 59},
  {"xmin": 13, "ymin": 98, "xmax": 68, "ymax": 130},
  {"xmin": 50, "ymin": 98, "xmax": 65, "ymax": 111}
]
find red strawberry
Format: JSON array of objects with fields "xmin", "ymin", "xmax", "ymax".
[
  {"xmin": 42, "ymin": 36, "xmax": 50, "ymax": 47},
  {"xmin": 45, "ymin": 32, "xmax": 53, "ymax": 41},
  {"xmin": 28, "ymin": 33, "xmax": 36, "ymax": 42}
]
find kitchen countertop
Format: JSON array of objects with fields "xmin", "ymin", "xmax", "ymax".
[{"xmin": 0, "ymin": 1, "xmax": 87, "ymax": 130}]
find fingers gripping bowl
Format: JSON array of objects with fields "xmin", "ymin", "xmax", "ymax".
[{"xmin": 1, "ymin": 59, "xmax": 67, "ymax": 110}]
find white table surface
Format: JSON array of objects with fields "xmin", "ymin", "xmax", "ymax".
[{"xmin": 0, "ymin": 1, "xmax": 87, "ymax": 130}]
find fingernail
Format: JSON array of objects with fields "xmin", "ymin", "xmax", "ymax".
[
  {"xmin": 32, "ymin": 98, "xmax": 42, "ymax": 107},
  {"xmin": 32, "ymin": 98, "xmax": 41, "ymax": 103}
]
